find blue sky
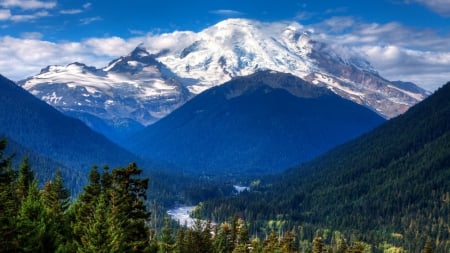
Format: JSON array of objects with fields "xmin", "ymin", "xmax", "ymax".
[{"xmin": 1, "ymin": 0, "xmax": 450, "ymax": 90}]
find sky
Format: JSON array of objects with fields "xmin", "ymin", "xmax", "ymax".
[{"xmin": 0, "ymin": 0, "xmax": 450, "ymax": 91}]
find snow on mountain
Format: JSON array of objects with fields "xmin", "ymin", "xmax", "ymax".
[
  {"xmin": 19, "ymin": 18, "xmax": 429, "ymax": 143},
  {"xmin": 151, "ymin": 18, "xmax": 428, "ymax": 118},
  {"xmin": 156, "ymin": 19, "xmax": 317, "ymax": 94},
  {"xmin": 19, "ymin": 46, "xmax": 190, "ymax": 141}
]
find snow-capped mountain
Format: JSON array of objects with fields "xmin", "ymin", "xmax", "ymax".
[
  {"xmin": 152, "ymin": 18, "xmax": 428, "ymax": 118},
  {"xmin": 19, "ymin": 18, "xmax": 429, "ymax": 142},
  {"xmin": 19, "ymin": 46, "xmax": 191, "ymax": 142}
]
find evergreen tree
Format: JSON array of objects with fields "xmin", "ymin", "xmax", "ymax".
[
  {"xmin": 312, "ymin": 236, "xmax": 324, "ymax": 253},
  {"xmin": 280, "ymin": 230, "xmax": 296, "ymax": 253},
  {"xmin": 16, "ymin": 157, "xmax": 34, "ymax": 201},
  {"xmin": 250, "ymin": 238, "xmax": 264, "ymax": 253},
  {"xmin": 159, "ymin": 216, "xmax": 175, "ymax": 253},
  {"xmin": 263, "ymin": 231, "xmax": 280, "ymax": 253},
  {"xmin": 175, "ymin": 226, "xmax": 187, "ymax": 253},
  {"xmin": 422, "ymin": 238, "xmax": 433, "ymax": 253},
  {"xmin": 80, "ymin": 193, "xmax": 123, "ymax": 253},
  {"xmin": 0, "ymin": 139, "xmax": 19, "ymax": 252},
  {"xmin": 234, "ymin": 219, "xmax": 250, "ymax": 253},
  {"xmin": 41, "ymin": 170, "xmax": 71, "ymax": 252},
  {"xmin": 72, "ymin": 165, "xmax": 102, "ymax": 248},
  {"xmin": 16, "ymin": 181, "xmax": 54, "ymax": 253},
  {"xmin": 185, "ymin": 218, "xmax": 213, "ymax": 253},
  {"xmin": 110, "ymin": 163, "xmax": 151, "ymax": 251},
  {"xmin": 215, "ymin": 221, "xmax": 234, "ymax": 253}
]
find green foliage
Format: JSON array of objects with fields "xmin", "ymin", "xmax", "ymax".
[
  {"xmin": 0, "ymin": 139, "xmax": 19, "ymax": 252},
  {"xmin": 16, "ymin": 157, "xmax": 34, "ymax": 201},
  {"xmin": 422, "ymin": 238, "xmax": 433, "ymax": 253},
  {"xmin": 198, "ymin": 82, "xmax": 450, "ymax": 252},
  {"xmin": 72, "ymin": 163, "xmax": 151, "ymax": 252},
  {"xmin": 159, "ymin": 216, "xmax": 175, "ymax": 253},
  {"xmin": 16, "ymin": 181, "xmax": 53, "ymax": 253}
]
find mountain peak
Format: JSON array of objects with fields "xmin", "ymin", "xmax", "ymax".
[
  {"xmin": 103, "ymin": 45, "xmax": 159, "ymax": 73},
  {"xmin": 223, "ymin": 70, "xmax": 332, "ymax": 99},
  {"xmin": 129, "ymin": 44, "xmax": 151, "ymax": 59},
  {"xmin": 212, "ymin": 18, "xmax": 259, "ymax": 28}
]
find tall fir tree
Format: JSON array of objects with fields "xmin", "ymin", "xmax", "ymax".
[
  {"xmin": 312, "ymin": 236, "xmax": 324, "ymax": 253},
  {"xmin": 422, "ymin": 238, "xmax": 433, "ymax": 253},
  {"xmin": 159, "ymin": 216, "xmax": 175, "ymax": 253},
  {"xmin": 16, "ymin": 181, "xmax": 54, "ymax": 253},
  {"xmin": 41, "ymin": 170, "xmax": 71, "ymax": 252},
  {"xmin": 0, "ymin": 139, "xmax": 19, "ymax": 252},
  {"xmin": 16, "ymin": 157, "xmax": 34, "ymax": 201},
  {"xmin": 72, "ymin": 165, "xmax": 102, "ymax": 247},
  {"xmin": 110, "ymin": 162, "xmax": 151, "ymax": 252}
]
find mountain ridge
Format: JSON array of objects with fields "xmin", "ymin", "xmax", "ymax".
[
  {"xmin": 126, "ymin": 71, "xmax": 385, "ymax": 175},
  {"xmin": 0, "ymin": 74, "xmax": 144, "ymax": 192},
  {"xmin": 19, "ymin": 46, "xmax": 191, "ymax": 142}
]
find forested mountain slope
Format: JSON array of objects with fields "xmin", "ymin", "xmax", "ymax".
[
  {"xmin": 126, "ymin": 71, "xmax": 385, "ymax": 175},
  {"xmin": 0, "ymin": 75, "xmax": 142, "ymax": 191},
  {"xmin": 199, "ymin": 81, "xmax": 450, "ymax": 252}
]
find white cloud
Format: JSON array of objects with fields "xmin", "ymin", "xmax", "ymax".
[
  {"xmin": 60, "ymin": 9, "xmax": 82, "ymax": 15},
  {"xmin": 82, "ymin": 2, "xmax": 91, "ymax": 9},
  {"xmin": 0, "ymin": 0, "xmax": 56, "ymax": 10},
  {"xmin": 309, "ymin": 17, "xmax": 450, "ymax": 90},
  {"xmin": 83, "ymin": 36, "xmax": 137, "ymax": 56},
  {"xmin": 80, "ymin": 16, "xmax": 101, "ymax": 25},
  {"xmin": 0, "ymin": 8, "xmax": 11, "ymax": 19},
  {"xmin": 0, "ymin": 35, "xmax": 144, "ymax": 81},
  {"xmin": 411, "ymin": 0, "xmax": 450, "ymax": 16},
  {"xmin": 20, "ymin": 31, "xmax": 43, "ymax": 39},
  {"xmin": 210, "ymin": 9, "xmax": 244, "ymax": 16},
  {"xmin": 10, "ymin": 10, "xmax": 48, "ymax": 21},
  {"xmin": 143, "ymin": 31, "xmax": 195, "ymax": 53}
]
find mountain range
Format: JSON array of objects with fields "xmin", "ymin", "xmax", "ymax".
[
  {"xmin": 18, "ymin": 18, "xmax": 429, "ymax": 143},
  {"xmin": 19, "ymin": 47, "xmax": 191, "ymax": 142},
  {"xmin": 0, "ymin": 74, "xmax": 142, "ymax": 191},
  {"xmin": 125, "ymin": 71, "xmax": 385, "ymax": 175}
]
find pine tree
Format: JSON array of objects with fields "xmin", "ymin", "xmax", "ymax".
[
  {"xmin": 16, "ymin": 181, "xmax": 54, "ymax": 253},
  {"xmin": 72, "ymin": 165, "xmax": 102, "ymax": 248},
  {"xmin": 80, "ymin": 193, "xmax": 123, "ymax": 253},
  {"xmin": 215, "ymin": 221, "xmax": 234, "ymax": 253},
  {"xmin": 110, "ymin": 163, "xmax": 151, "ymax": 251},
  {"xmin": 250, "ymin": 237, "xmax": 264, "ymax": 253},
  {"xmin": 263, "ymin": 231, "xmax": 280, "ymax": 253},
  {"xmin": 16, "ymin": 157, "xmax": 34, "ymax": 201},
  {"xmin": 422, "ymin": 238, "xmax": 433, "ymax": 253},
  {"xmin": 234, "ymin": 219, "xmax": 250, "ymax": 253},
  {"xmin": 0, "ymin": 139, "xmax": 19, "ymax": 252},
  {"xmin": 175, "ymin": 226, "xmax": 187, "ymax": 253},
  {"xmin": 159, "ymin": 216, "xmax": 175, "ymax": 253},
  {"xmin": 312, "ymin": 236, "xmax": 324, "ymax": 253},
  {"xmin": 280, "ymin": 230, "xmax": 296, "ymax": 253},
  {"xmin": 41, "ymin": 170, "xmax": 71, "ymax": 251}
]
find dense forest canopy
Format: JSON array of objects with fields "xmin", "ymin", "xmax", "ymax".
[{"xmin": 198, "ymin": 82, "xmax": 450, "ymax": 252}]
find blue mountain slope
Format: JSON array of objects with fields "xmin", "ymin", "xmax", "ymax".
[
  {"xmin": 126, "ymin": 71, "xmax": 385, "ymax": 176},
  {"xmin": 0, "ymin": 74, "xmax": 142, "ymax": 191}
]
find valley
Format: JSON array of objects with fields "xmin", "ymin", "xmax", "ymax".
[{"xmin": 0, "ymin": 9, "xmax": 449, "ymax": 253}]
